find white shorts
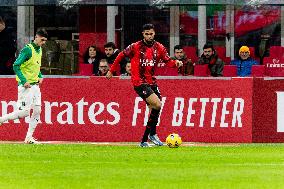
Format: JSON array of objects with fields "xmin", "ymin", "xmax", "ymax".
[{"xmin": 17, "ymin": 84, "xmax": 41, "ymax": 110}]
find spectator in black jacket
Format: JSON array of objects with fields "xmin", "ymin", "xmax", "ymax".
[
  {"xmin": 104, "ymin": 42, "xmax": 119, "ymax": 64},
  {"xmin": 104, "ymin": 42, "xmax": 127, "ymax": 74}
]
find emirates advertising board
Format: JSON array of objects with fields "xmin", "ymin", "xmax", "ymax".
[
  {"xmin": 0, "ymin": 77, "xmax": 254, "ymax": 142},
  {"xmin": 253, "ymin": 78, "xmax": 284, "ymax": 142}
]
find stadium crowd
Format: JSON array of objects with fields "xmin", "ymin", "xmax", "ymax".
[{"xmin": 78, "ymin": 39, "xmax": 283, "ymax": 77}]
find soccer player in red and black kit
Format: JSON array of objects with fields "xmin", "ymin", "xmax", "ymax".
[{"xmin": 106, "ymin": 24, "xmax": 183, "ymax": 147}]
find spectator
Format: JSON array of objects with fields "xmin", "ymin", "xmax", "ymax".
[
  {"xmin": 231, "ymin": 46, "xmax": 259, "ymax": 77},
  {"xmin": 172, "ymin": 45, "xmax": 194, "ymax": 75},
  {"xmin": 197, "ymin": 43, "xmax": 224, "ymax": 77},
  {"xmin": 83, "ymin": 45, "xmax": 101, "ymax": 74},
  {"xmin": 104, "ymin": 42, "xmax": 127, "ymax": 74},
  {"xmin": 96, "ymin": 59, "xmax": 109, "ymax": 76},
  {"xmin": 104, "ymin": 42, "xmax": 119, "ymax": 64},
  {"xmin": 121, "ymin": 60, "xmax": 131, "ymax": 76},
  {"xmin": 0, "ymin": 16, "xmax": 16, "ymax": 75}
]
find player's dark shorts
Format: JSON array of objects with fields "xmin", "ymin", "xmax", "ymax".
[{"xmin": 134, "ymin": 84, "xmax": 161, "ymax": 105}]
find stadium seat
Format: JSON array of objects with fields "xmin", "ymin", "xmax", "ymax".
[
  {"xmin": 194, "ymin": 65, "xmax": 209, "ymax": 76},
  {"xmin": 214, "ymin": 46, "xmax": 232, "ymax": 64},
  {"xmin": 263, "ymin": 57, "xmax": 274, "ymax": 76},
  {"xmin": 223, "ymin": 65, "xmax": 237, "ymax": 77},
  {"xmin": 155, "ymin": 66, "xmax": 178, "ymax": 76},
  {"xmin": 263, "ymin": 57, "xmax": 284, "ymax": 77},
  {"xmin": 251, "ymin": 65, "xmax": 265, "ymax": 77},
  {"xmin": 155, "ymin": 64, "xmax": 166, "ymax": 76},
  {"xmin": 164, "ymin": 67, "xmax": 178, "ymax": 76},
  {"xmin": 221, "ymin": 57, "xmax": 231, "ymax": 65},
  {"xmin": 78, "ymin": 63, "xmax": 93, "ymax": 76},
  {"xmin": 214, "ymin": 46, "xmax": 226, "ymax": 58},
  {"xmin": 269, "ymin": 46, "xmax": 284, "ymax": 59},
  {"xmin": 183, "ymin": 46, "xmax": 198, "ymax": 64}
]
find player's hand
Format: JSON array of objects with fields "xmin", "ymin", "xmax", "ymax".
[
  {"xmin": 23, "ymin": 82, "xmax": 31, "ymax": 88},
  {"xmin": 38, "ymin": 78, "xmax": 43, "ymax": 85},
  {"xmin": 175, "ymin": 60, "xmax": 183, "ymax": 68},
  {"xmin": 106, "ymin": 71, "xmax": 113, "ymax": 80}
]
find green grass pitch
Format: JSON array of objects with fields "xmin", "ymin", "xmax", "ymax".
[{"xmin": 0, "ymin": 143, "xmax": 284, "ymax": 189}]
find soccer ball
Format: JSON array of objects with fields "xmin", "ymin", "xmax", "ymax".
[{"xmin": 166, "ymin": 133, "xmax": 182, "ymax": 148}]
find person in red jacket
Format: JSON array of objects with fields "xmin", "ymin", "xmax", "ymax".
[{"xmin": 106, "ymin": 23, "xmax": 183, "ymax": 147}]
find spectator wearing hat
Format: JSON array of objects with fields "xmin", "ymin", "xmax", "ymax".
[{"xmin": 231, "ymin": 46, "xmax": 259, "ymax": 77}]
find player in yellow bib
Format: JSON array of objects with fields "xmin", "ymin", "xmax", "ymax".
[{"xmin": 0, "ymin": 29, "xmax": 48, "ymax": 144}]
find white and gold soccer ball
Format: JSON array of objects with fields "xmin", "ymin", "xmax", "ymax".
[{"xmin": 166, "ymin": 133, "xmax": 182, "ymax": 148}]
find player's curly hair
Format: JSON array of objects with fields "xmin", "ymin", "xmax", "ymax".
[{"xmin": 142, "ymin": 24, "xmax": 155, "ymax": 31}]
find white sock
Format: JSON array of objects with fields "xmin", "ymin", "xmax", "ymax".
[
  {"xmin": 25, "ymin": 106, "xmax": 41, "ymax": 140},
  {"xmin": 26, "ymin": 117, "xmax": 38, "ymax": 139}
]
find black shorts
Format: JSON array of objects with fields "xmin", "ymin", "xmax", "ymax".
[{"xmin": 134, "ymin": 84, "xmax": 161, "ymax": 105}]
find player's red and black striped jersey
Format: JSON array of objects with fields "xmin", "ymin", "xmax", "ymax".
[{"xmin": 110, "ymin": 40, "xmax": 176, "ymax": 86}]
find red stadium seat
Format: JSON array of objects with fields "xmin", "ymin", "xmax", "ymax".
[
  {"xmin": 164, "ymin": 67, "xmax": 178, "ymax": 76},
  {"xmin": 251, "ymin": 65, "xmax": 265, "ymax": 77},
  {"xmin": 78, "ymin": 64, "xmax": 93, "ymax": 76},
  {"xmin": 269, "ymin": 46, "xmax": 284, "ymax": 59},
  {"xmin": 183, "ymin": 46, "xmax": 198, "ymax": 64},
  {"xmin": 215, "ymin": 46, "xmax": 232, "ymax": 65},
  {"xmin": 263, "ymin": 57, "xmax": 274, "ymax": 75},
  {"xmin": 194, "ymin": 65, "xmax": 209, "ymax": 76},
  {"xmin": 221, "ymin": 57, "xmax": 231, "ymax": 65},
  {"xmin": 263, "ymin": 57, "xmax": 284, "ymax": 77},
  {"xmin": 223, "ymin": 65, "xmax": 237, "ymax": 77},
  {"xmin": 214, "ymin": 46, "xmax": 226, "ymax": 58},
  {"xmin": 155, "ymin": 64, "xmax": 166, "ymax": 76},
  {"xmin": 155, "ymin": 66, "xmax": 178, "ymax": 76}
]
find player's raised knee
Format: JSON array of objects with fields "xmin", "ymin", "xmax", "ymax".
[{"xmin": 153, "ymin": 100, "xmax": 162, "ymax": 110}]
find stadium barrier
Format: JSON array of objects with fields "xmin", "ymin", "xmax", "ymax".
[
  {"xmin": 0, "ymin": 76, "xmax": 283, "ymax": 143},
  {"xmin": 253, "ymin": 77, "xmax": 284, "ymax": 142}
]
